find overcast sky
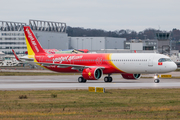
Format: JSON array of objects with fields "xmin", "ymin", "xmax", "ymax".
[{"xmin": 1, "ymin": 0, "xmax": 180, "ymax": 32}]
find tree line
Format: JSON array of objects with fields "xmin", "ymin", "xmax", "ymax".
[{"xmin": 67, "ymin": 26, "xmax": 180, "ymax": 41}]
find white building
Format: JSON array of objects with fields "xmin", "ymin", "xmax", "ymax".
[
  {"xmin": 0, "ymin": 20, "xmax": 69, "ymax": 54},
  {"xmin": 124, "ymin": 39, "xmax": 158, "ymax": 51},
  {"xmin": 69, "ymin": 37, "xmax": 126, "ymax": 51},
  {"xmin": 0, "ymin": 21, "xmax": 27, "ymax": 54}
]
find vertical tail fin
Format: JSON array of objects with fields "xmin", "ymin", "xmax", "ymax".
[{"xmin": 24, "ymin": 26, "xmax": 46, "ymax": 55}]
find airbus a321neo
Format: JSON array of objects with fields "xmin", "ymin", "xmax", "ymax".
[{"xmin": 13, "ymin": 26, "xmax": 177, "ymax": 83}]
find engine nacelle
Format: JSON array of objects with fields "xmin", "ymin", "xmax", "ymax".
[
  {"xmin": 82, "ymin": 67, "xmax": 103, "ymax": 80},
  {"xmin": 121, "ymin": 74, "xmax": 141, "ymax": 80}
]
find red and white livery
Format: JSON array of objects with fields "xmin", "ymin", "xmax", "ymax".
[{"xmin": 13, "ymin": 26, "xmax": 177, "ymax": 83}]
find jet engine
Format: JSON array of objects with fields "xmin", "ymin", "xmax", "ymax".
[
  {"xmin": 121, "ymin": 74, "xmax": 141, "ymax": 80},
  {"xmin": 82, "ymin": 67, "xmax": 103, "ymax": 80}
]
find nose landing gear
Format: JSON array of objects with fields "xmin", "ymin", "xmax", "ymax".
[
  {"xmin": 154, "ymin": 79, "xmax": 160, "ymax": 83},
  {"xmin": 154, "ymin": 74, "xmax": 160, "ymax": 83}
]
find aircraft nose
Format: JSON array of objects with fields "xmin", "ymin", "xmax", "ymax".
[{"xmin": 171, "ymin": 62, "xmax": 177, "ymax": 71}]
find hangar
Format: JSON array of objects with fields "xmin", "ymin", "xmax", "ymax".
[
  {"xmin": 69, "ymin": 37, "xmax": 126, "ymax": 51},
  {"xmin": 29, "ymin": 19, "xmax": 68, "ymax": 50}
]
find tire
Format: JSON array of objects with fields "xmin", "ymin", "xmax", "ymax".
[
  {"xmin": 104, "ymin": 77, "xmax": 109, "ymax": 82},
  {"xmin": 157, "ymin": 79, "xmax": 160, "ymax": 83},
  {"xmin": 109, "ymin": 77, "xmax": 113, "ymax": 82},
  {"xmin": 78, "ymin": 77, "xmax": 83, "ymax": 83},
  {"xmin": 83, "ymin": 79, "xmax": 87, "ymax": 83},
  {"xmin": 154, "ymin": 79, "xmax": 160, "ymax": 83}
]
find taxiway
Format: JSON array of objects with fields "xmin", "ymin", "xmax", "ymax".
[{"xmin": 0, "ymin": 73, "xmax": 180, "ymax": 90}]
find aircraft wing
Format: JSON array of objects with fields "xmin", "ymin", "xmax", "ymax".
[
  {"xmin": 20, "ymin": 56, "xmax": 34, "ymax": 62},
  {"xmin": 37, "ymin": 62, "xmax": 105, "ymax": 70}
]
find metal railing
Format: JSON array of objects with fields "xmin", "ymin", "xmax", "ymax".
[{"xmin": 29, "ymin": 19, "xmax": 66, "ymax": 33}]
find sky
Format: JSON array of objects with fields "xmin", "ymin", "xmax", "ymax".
[{"xmin": 1, "ymin": 0, "xmax": 180, "ymax": 32}]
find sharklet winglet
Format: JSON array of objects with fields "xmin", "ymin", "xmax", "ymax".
[{"xmin": 12, "ymin": 49, "xmax": 20, "ymax": 61}]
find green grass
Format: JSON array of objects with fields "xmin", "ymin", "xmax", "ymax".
[{"xmin": 0, "ymin": 89, "xmax": 180, "ymax": 119}]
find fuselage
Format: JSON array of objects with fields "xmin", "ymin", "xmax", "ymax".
[
  {"xmin": 17, "ymin": 26, "xmax": 178, "ymax": 83},
  {"xmin": 33, "ymin": 53, "xmax": 177, "ymax": 74}
]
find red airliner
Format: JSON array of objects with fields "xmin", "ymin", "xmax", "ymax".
[{"xmin": 13, "ymin": 26, "xmax": 177, "ymax": 83}]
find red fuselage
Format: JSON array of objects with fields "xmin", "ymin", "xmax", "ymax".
[{"xmin": 35, "ymin": 53, "xmax": 123, "ymax": 74}]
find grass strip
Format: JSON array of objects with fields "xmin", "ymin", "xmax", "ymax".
[{"xmin": 0, "ymin": 89, "xmax": 180, "ymax": 119}]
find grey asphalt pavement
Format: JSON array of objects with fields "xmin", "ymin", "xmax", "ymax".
[{"xmin": 0, "ymin": 72, "xmax": 179, "ymax": 90}]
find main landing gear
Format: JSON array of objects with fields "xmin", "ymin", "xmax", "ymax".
[
  {"xmin": 154, "ymin": 74, "xmax": 160, "ymax": 83},
  {"xmin": 104, "ymin": 74, "xmax": 113, "ymax": 82},
  {"xmin": 78, "ymin": 76, "xmax": 87, "ymax": 83}
]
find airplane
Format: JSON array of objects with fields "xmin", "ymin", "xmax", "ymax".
[{"xmin": 13, "ymin": 26, "xmax": 177, "ymax": 83}]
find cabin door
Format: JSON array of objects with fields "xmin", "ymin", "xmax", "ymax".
[{"xmin": 148, "ymin": 56, "xmax": 154, "ymax": 67}]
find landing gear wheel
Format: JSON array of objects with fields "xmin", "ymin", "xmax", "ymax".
[
  {"xmin": 104, "ymin": 77, "xmax": 109, "ymax": 82},
  {"xmin": 154, "ymin": 79, "xmax": 160, "ymax": 83},
  {"xmin": 83, "ymin": 79, "xmax": 87, "ymax": 83},
  {"xmin": 104, "ymin": 76, "xmax": 113, "ymax": 82},
  {"xmin": 109, "ymin": 77, "xmax": 113, "ymax": 82},
  {"xmin": 78, "ymin": 77, "xmax": 86, "ymax": 83}
]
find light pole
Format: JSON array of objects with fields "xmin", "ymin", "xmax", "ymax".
[
  {"xmin": 77, "ymin": 38, "xmax": 79, "ymax": 49},
  {"xmin": 48, "ymin": 40, "xmax": 50, "ymax": 49},
  {"xmin": 144, "ymin": 35, "xmax": 147, "ymax": 40},
  {"xmin": 91, "ymin": 38, "xmax": 92, "ymax": 51}
]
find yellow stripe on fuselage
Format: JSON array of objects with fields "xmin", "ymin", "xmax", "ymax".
[{"xmin": 108, "ymin": 54, "xmax": 124, "ymax": 72}]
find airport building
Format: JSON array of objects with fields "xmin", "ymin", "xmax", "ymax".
[
  {"xmin": 0, "ymin": 19, "xmax": 179, "ymax": 57},
  {"xmin": 0, "ymin": 20, "xmax": 69, "ymax": 54},
  {"xmin": 69, "ymin": 37, "xmax": 126, "ymax": 51},
  {"xmin": 124, "ymin": 39, "xmax": 158, "ymax": 51},
  {"xmin": 0, "ymin": 19, "xmax": 125, "ymax": 54},
  {"xmin": 0, "ymin": 21, "xmax": 27, "ymax": 54}
]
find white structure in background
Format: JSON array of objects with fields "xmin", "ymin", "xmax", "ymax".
[
  {"xmin": 169, "ymin": 52, "xmax": 180, "ymax": 63},
  {"xmin": 69, "ymin": 37, "xmax": 126, "ymax": 51},
  {"xmin": 130, "ymin": 40, "xmax": 143, "ymax": 50},
  {"xmin": 0, "ymin": 55, "xmax": 19, "ymax": 66},
  {"xmin": 124, "ymin": 39, "xmax": 158, "ymax": 51},
  {"xmin": 0, "ymin": 20, "xmax": 69, "ymax": 55},
  {"xmin": 0, "ymin": 21, "xmax": 27, "ymax": 54},
  {"xmin": 0, "ymin": 51, "xmax": 22, "ymax": 66}
]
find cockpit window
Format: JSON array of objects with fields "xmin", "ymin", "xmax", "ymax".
[{"xmin": 158, "ymin": 58, "xmax": 172, "ymax": 62}]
